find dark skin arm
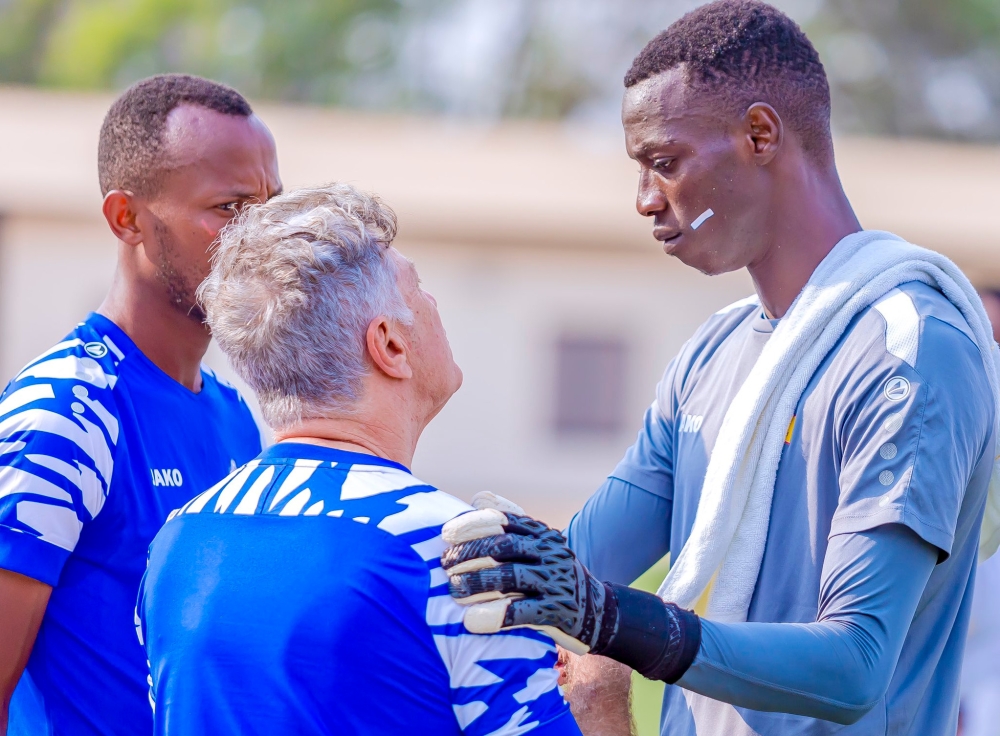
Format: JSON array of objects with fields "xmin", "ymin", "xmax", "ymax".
[{"xmin": 0, "ymin": 570, "xmax": 51, "ymax": 735}]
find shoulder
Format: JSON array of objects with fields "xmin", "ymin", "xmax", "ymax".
[
  {"xmin": 656, "ymin": 294, "xmax": 759, "ymax": 401},
  {"xmin": 832, "ymin": 283, "xmax": 992, "ymax": 440},
  {"xmin": 0, "ymin": 320, "xmax": 125, "ymax": 461},
  {"xmin": 172, "ymin": 454, "xmax": 472, "ymax": 531},
  {"xmin": 690, "ymin": 294, "xmax": 760, "ymax": 353},
  {"xmin": 862, "ymin": 282, "xmax": 978, "ymax": 365},
  {"xmin": 5, "ymin": 319, "xmax": 125, "ymax": 400},
  {"xmin": 850, "ymin": 283, "xmax": 987, "ymax": 391},
  {"xmin": 0, "ymin": 321, "xmax": 128, "ymax": 559}
]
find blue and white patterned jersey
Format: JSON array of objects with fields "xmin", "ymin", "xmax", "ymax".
[
  {"xmin": 137, "ymin": 443, "xmax": 581, "ymax": 736},
  {"xmin": 0, "ymin": 313, "xmax": 262, "ymax": 736}
]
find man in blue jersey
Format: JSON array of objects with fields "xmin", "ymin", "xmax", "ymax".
[
  {"xmin": 444, "ymin": 3, "xmax": 996, "ymax": 735},
  {"xmin": 137, "ymin": 184, "xmax": 591, "ymax": 735},
  {"xmin": 0, "ymin": 74, "xmax": 280, "ymax": 735}
]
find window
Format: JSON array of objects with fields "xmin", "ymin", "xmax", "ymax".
[{"xmin": 553, "ymin": 335, "xmax": 628, "ymax": 436}]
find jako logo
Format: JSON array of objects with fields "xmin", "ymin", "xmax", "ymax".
[
  {"xmin": 679, "ymin": 413, "xmax": 704, "ymax": 433},
  {"xmin": 151, "ymin": 469, "xmax": 184, "ymax": 487}
]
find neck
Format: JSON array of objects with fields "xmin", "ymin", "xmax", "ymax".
[
  {"xmin": 98, "ymin": 261, "xmax": 211, "ymax": 392},
  {"xmin": 747, "ymin": 161, "xmax": 862, "ymax": 319},
  {"xmin": 274, "ymin": 390, "xmax": 425, "ymax": 469}
]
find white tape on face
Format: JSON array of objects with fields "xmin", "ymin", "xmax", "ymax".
[{"xmin": 691, "ymin": 208, "xmax": 715, "ymax": 230}]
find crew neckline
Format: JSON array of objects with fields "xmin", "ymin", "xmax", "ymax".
[{"xmin": 261, "ymin": 442, "xmax": 412, "ymax": 474}]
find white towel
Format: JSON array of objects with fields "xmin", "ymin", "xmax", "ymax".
[{"xmin": 656, "ymin": 230, "xmax": 1000, "ymax": 623}]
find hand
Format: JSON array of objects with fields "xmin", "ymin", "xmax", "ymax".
[
  {"xmin": 441, "ymin": 500, "xmax": 619, "ymax": 656},
  {"xmin": 441, "ymin": 494, "xmax": 703, "ymax": 684}
]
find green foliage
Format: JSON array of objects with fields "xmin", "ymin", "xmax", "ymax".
[
  {"xmin": 0, "ymin": 0, "xmax": 61, "ymax": 83},
  {"xmin": 895, "ymin": 0, "xmax": 1000, "ymax": 51},
  {"xmin": 0, "ymin": 0, "xmax": 401, "ymax": 103},
  {"xmin": 2, "ymin": 0, "xmax": 1000, "ymax": 139}
]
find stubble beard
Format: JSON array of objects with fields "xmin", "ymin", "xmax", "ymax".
[{"xmin": 152, "ymin": 219, "xmax": 208, "ymax": 325}]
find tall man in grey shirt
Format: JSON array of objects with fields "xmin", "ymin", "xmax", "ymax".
[{"xmin": 443, "ymin": 2, "xmax": 995, "ymax": 734}]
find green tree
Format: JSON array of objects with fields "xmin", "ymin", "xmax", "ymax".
[{"xmin": 0, "ymin": 0, "xmax": 402, "ymax": 104}]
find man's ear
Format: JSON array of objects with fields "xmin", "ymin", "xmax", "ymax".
[
  {"xmin": 366, "ymin": 317, "xmax": 412, "ymax": 380},
  {"xmin": 102, "ymin": 190, "xmax": 143, "ymax": 246},
  {"xmin": 743, "ymin": 103, "xmax": 783, "ymax": 165}
]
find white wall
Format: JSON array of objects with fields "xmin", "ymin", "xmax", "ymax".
[{"xmin": 0, "ymin": 215, "xmax": 116, "ymax": 379}]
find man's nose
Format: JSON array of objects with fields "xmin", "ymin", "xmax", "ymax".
[{"xmin": 636, "ymin": 170, "xmax": 667, "ymax": 217}]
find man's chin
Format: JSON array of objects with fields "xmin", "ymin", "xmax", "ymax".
[{"xmin": 673, "ymin": 249, "xmax": 741, "ymax": 277}]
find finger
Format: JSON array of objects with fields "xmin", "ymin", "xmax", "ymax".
[
  {"xmin": 441, "ymin": 508, "xmax": 506, "ymax": 545},
  {"xmin": 444, "ymin": 555, "xmax": 499, "ymax": 577},
  {"xmin": 462, "ymin": 598, "xmax": 510, "ymax": 634},
  {"xmin": 442, "ymin": 533, "xmax": 548, "ymax": 570},
  {"xmin": 502, "ymin": 514, "xmax": 558, "ymax": 539},
  {"xmin": 502, "ymin": 599, "xmax": 591, "ymax": 656},
  {"xmin": 470, "ymin": 492, "xmax": 525, "ymax": 516},
  {"xmin": 449, "ymin": 562, "xmax": 554, "ymax": 601},
  {"xmin": 461, "ymin": 600, "xmax": 590, "ymax": 656},
  {"xmin": 448, "ymin": 565, "xmax": 517, "ymax": 600}
]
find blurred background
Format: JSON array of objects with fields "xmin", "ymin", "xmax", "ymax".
[{"xmin": 2, "ymin": 0, "xmax": 1000, "ymax": 734}]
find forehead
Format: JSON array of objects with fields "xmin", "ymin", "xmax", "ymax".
[
  {"xmin": 158, "ymin": 106, "xmax": 279, "ymax": 194},
  {"xmin": 622, "ymin": 68, "xmax": 731, "ymax": 152}
]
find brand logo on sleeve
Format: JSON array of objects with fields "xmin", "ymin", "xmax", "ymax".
[
  {"xmin": 679, "ymin": 413, "xmax": 704, "ymax": 433},
  {"xmin": 151, "ymin": 469, "xmax": 184, "ymax": 487},
  {"xmin": 84, "ymin": 342, "xmax": 108, "ymax": 358},
  {"xmin": 883, "ymin": 376, "xmax": 910, "ymax": 402}
]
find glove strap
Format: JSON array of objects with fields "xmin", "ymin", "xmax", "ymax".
[{"xmin": 593, "ymin": 582, "xmax": 701, "ymax": 684}]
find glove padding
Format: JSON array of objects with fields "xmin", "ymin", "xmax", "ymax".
[{"xmin": 441, "ymin": 498, "xmax": 619, "ymax": 656}]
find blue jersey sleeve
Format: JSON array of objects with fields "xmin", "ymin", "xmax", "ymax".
[
  {"xmin": 607, "ymin": 368, "xmax": 678, "ymax": 496},
  {"xmin": 565, "ymin": 359, "xmax": 679, "ymax": 585},
  {"xmin": 678, "ymin": 524, "xmax": 937, "ymax": 724},
  {"xmin": 567, "ymin": 478, "xmax": 672, "ymax": 585},
  {"xmin": 0, "ymin": 339, "xmax": 120, "ymax": 585},
  {"xmin": 831, "ymin": 313, "xmax": 993, "ymax": 557}
]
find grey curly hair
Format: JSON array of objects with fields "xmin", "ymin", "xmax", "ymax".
[{"xmin": 198, "ymin": 183, "xmax": 412, "ymax": 428}]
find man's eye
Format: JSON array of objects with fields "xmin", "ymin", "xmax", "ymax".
[
  {"xmin": 652, "ymin": 158, "xmax": 674, "ymax": 172},
  {"xmin": 218, "ymin": 202, "xmax": 238, "ymax": 212}
]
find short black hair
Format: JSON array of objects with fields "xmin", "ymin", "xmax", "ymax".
[
  {"xmin": 98, "ymin": 74, "xmax": 253, "ymax": 196},
  {"xmin": 625, "ymin": 0, "xmax": 831, "ymax": 161}
]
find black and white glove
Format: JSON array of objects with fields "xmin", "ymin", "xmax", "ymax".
[{"xmin": 441, "ymin": 493, "xmax": 702, "ymax": 683}]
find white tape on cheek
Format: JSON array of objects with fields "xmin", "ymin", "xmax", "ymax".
[{"xmin": 691, "ymin": 208, "xmax": 715, "ymax": 230}]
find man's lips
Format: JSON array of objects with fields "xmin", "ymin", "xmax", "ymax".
[
  {"xmin": 653, "ymin": 225, "xmax": 683, "ymax": 253},
  {"xmin": 653, "ymin": 224, "xmax": 681, "ymax": 241}
]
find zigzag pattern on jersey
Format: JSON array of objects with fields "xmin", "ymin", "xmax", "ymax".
[
  {"xmin": 172, "ymin": 457, "xmax": 566, "ymax": 736},
  {"xmin": 0, "ymin": 324, "xmax": 123, "ymax": 551}
]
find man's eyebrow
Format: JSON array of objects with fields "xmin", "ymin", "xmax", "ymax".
[
  {"xmin": 219, "ymin": 191, "xmax": 261, "ymax": 201},
  {"xmin": 634, "ymin": 139, "xmax": 680, "ymax": 156}
]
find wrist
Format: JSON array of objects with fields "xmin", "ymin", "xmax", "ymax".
[{"xmin": 593, "ymin": 582, "xmax": 701, "ymax": 684}]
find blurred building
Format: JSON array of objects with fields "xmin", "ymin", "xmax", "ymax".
[{"xmin": 2, "ymin": 86, "xmax": 1000, "ymax": 526}]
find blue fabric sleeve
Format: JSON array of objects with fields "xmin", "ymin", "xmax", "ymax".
[
  {"xmin": 565, "ymin": 368, "xmax": 677, "ymax": 585},
  {"xmin": 607, "ymin": 399, "xmax": 676, "ymax": 497},
  {"xmin": 0, "ymin": 348, "xmax": 120, "ymax": 586},
  {"xmin": 831, "ymin": 314, "xmax": 992, "ymax": 558},
  {"xmin": 566, "ymin": 478, "xmax": 672, "ymax": 586},
  {"xmin": 677, "ymin": 524, "xmax": 937, "ymax": 725}
]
